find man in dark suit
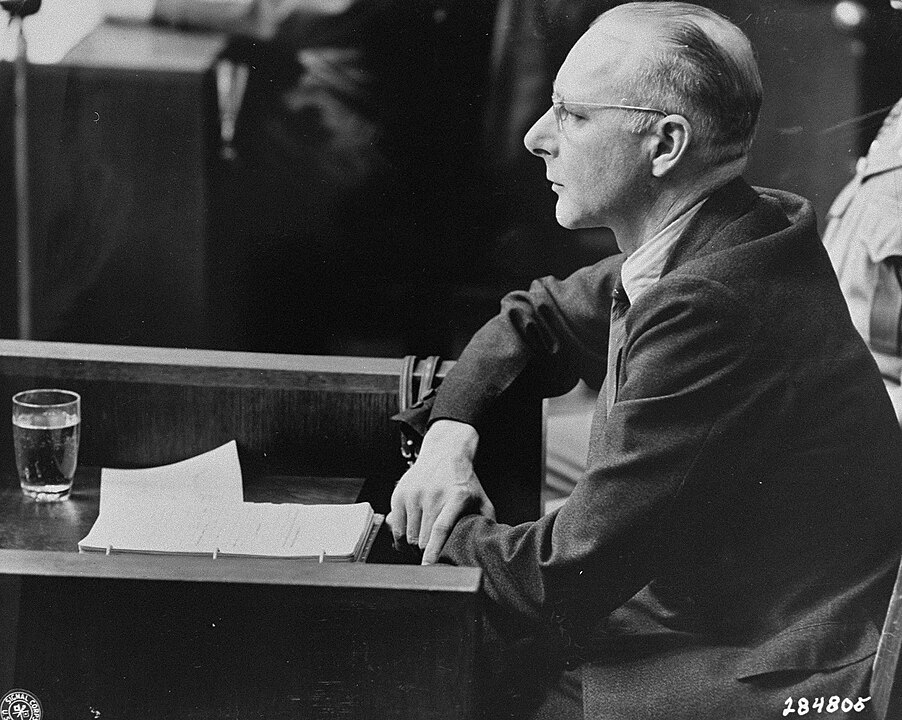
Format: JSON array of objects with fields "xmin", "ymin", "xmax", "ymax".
[{"xmin": 389, "ymin": 3, "xmax": 902, "ymax": 718}]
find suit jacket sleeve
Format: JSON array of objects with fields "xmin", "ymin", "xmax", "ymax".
[
  {"xmin": 438, "ymin": 273, "xmax": 763, "ymax": 647},
  {"xmin": 430, "ymin": 256, "xmax": 623, "ymax": 429}
]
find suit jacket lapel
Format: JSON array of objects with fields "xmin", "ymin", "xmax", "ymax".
[{"xmin": 594, "ymin": 177, "xmax": 758, "ymax": 442}]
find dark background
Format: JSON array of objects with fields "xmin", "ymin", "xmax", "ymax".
[{"xmin": 1, "ymin": 0, "xmax": 900, "ymax": 358}]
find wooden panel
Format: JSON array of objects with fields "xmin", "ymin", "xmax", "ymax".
[
  {"xmin": 0, "ymin": 24, "xmax": 224, "ymax": 345},
  {"xmin": 0, "ymin": 342, "xmax": 425, "ymax": 478},
  {"xmin": 0, "ymin": 551, "xmax": 482, "ymax": 720},
  {"xmin": 0, "ymin": 575, "xmax": 18, "ymax": 692},
  {"xmin": 0, "ymin": 340, "xmax": 543, "ymax": 523}
]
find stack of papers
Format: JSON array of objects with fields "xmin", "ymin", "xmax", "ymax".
[{"xmin": 78, "ymin": 441, "xmax": 376, "ymax": 562}]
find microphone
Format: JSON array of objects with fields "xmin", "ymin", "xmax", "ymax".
[
  {"xmin": 1, "ymin": 0, "xmax": 41, "ymax": 18},
  {"xmin": 2, "ymin": 0, "xmax": 40, "ymax": 337}
]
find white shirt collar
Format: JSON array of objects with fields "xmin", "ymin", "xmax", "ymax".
[{"xmin": 620, "ymin": 198, "xmax": 707, "ymax": 303}]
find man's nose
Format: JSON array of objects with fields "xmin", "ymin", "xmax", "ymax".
[{"xmin": 524, "ymin": 107, "xmax": 557, "ymax": 157}]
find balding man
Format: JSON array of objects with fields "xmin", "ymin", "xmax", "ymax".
[{"xmin": 389, "ymin": 4, "xmax": 902, "ymax": 718}]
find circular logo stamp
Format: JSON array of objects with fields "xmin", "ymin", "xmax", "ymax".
[{"xmin": 0, "ymin": 689, "xmax": 42, "ymax": 720}]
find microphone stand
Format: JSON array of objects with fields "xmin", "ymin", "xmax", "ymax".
[{"xmin": 8, "ymin": 12, "xmax": 31, "ymax": 338}]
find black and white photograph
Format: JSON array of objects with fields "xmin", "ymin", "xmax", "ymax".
[{"xmin": 0, "ymin": 1, "xmax": 901, "ymax": 718}]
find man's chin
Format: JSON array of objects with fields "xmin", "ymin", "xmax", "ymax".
[
  {"xmin": 554, "ymin": 201, "xmax": 608, "ymax": 231},
  {"xmin": 554, "ymin": 207, "xmax": 581, "ymax": 230},
  {"xmin": 555, "ymin": 210, "xmax": 591, "ymax": 231}
]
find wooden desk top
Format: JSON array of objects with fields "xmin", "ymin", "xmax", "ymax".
[
  {"xmin": 0, "ymin": 468, "xmax": 481, "ymax": 599},
  {"xmin": 0, "ymin": 549, "xmax": 481, "ymax": 595},
  {"xmin": 0, "ymin": 469, "xmax": 481, "ymax": 594},
  {"xmin": 0, "ymin": 339, "xmax": 447, "ymax": 392}
]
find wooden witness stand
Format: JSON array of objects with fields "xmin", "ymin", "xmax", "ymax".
[{"xmin": 0, "ymin": 340, "xmax": 543, "ymax": 719}]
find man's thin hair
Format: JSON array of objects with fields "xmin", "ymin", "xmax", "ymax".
[{"xmin": 596, "ymin": 2, "xmax": 763, "ymax": 166}]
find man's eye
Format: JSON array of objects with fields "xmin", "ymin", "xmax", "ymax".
[{"xmin": 562, "ymin": 106, "xmax": 584, "ymax": 122}]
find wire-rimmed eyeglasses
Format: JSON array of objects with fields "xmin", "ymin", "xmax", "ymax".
[{"xmin": 551, "ymin": 96, "xmax": 667, "ymax": 131}]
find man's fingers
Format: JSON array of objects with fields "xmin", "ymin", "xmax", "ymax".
[
  {"xmin": 418, "ymin": 504, "xmax": 439, "ymax": 550},
  {"xmin": 387, "ymin": 510, "xmax": 408, "ymax": 546},
  {"xmin": 405, "ymin": 502, "xmax": 423, "ymax": 547},
  {"xmin": 388, "ymin": 488, "xmax": 408, "ymax": 544},
  {"xmin": 419, "ymin": 488, "xmax": 481, "ymax": 549},
  {"xmin": 422, "ymin": 503, "xmax": 464, "ymax": 565}
]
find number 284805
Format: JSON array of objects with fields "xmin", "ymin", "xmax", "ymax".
[{"xmin": 783, "ymin": 696, "xmax": 870, "ymax": 716}]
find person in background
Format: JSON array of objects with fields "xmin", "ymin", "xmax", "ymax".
[
  {"xmin": 389, "ymin": 3, "xmax": 902, "ymax": 718},
  {"xmin": 215, "ymin": 0, "xmax": 623, "ymax": 356},
  {"xmin": 215, "ymin": 0, "xmax": 498, "ymax": 355},
  {"xmin": 823, "ymin": 0, "xmax": 902, "ymax": 421}
]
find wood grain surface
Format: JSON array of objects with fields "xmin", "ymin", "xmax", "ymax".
[{"xmin": 0, "ymin": 341, "xmax": 541, "ymax": 718}]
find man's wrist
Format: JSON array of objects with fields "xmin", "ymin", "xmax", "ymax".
[{"xmin": 423, "ymin": 419, "xmax": 479, "ymax": 460}]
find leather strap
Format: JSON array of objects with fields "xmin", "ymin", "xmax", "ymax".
[
  {"xmin": 399, "ymin": 355, "xmax": 417, "ymax": 413},
  {"xmin": 418, "ymin": 355, "xmax": 441, "ymax": 404},
  {"xmin": 398, "ymin": 355, "xmax": 442, "ymax": 466},
  {"xmin": 399, "ymin": 355, "xmax": 417, "ymax": 464}
]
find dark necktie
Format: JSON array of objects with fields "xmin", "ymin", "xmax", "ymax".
[
  {"xmin": 587, "ymin": 277, "xmax": 631, "ymax": 464},
  {"xmin": 605, "ymin": 278, "xmax": 631, "ymax": 414}
]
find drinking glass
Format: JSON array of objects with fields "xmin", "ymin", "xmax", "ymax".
[{"xmin": 12, "ymin": 389, "xmax": 81, "ymax": 501}]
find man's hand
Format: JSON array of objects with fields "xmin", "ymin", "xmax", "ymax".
[{"xmin": 388, "ymin": 419, "xmax": 495, "ymax": 564}]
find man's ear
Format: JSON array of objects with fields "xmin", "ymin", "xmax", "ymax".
[{"xmin": 648, "ymin": 115, "xmax": 691, "ymax": 178}]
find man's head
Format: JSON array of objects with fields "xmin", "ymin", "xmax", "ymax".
[
  {"xmin": 603, "ymin": 2, "xmax": 762, "ymax": 166},
  {"xmin": 524, "ymin": 2, "xmax": 762, "ymax": 238}
]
